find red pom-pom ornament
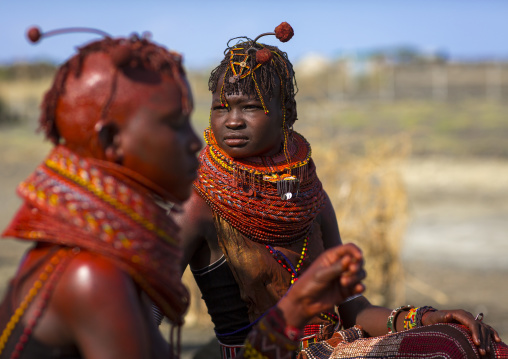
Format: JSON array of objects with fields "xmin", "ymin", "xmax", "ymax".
[
  {"xmin": 256, "ymin": 48, "xmax": 273, "ymax": 64},
  {"xmin": 274, "ymin": 22, "xmax": 294, "ymax": 43},
  {"xmin": 27, "ymin": 27, "xmax": 42, "ymax": 43}
]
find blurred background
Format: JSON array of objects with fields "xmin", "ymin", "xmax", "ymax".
[{"xmin": 1, "ymin": 1, "xmax": 507, "ymax": 358}]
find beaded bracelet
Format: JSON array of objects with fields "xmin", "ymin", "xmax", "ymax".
[
  {"xmin": 403, "ymin": 306, "xmax": 438, "ymax": 330},
  {"xmin": 415, "ymin": 306, "xmax": 438, "ymax": 327},
  {"xmin": 387, "ymin": 305, "xmax": 413, "ymax": 333},
  {"xmin": 403, "ymin": 307, "xmax": 419, "ymax": 331},
  {"xmin": 268, "ymin": 307, "xmax": 303, "ymax": 341}
]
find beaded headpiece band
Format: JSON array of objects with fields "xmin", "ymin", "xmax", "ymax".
[{"xmin": 218, "ymin": 22, "xmax": 294, "ymax": 113}]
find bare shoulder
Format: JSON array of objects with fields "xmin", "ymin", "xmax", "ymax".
[
  {"xmin": 30, "ymin": 250, "xmax": 147, "ymax": 351},
  {"xmin": 173, "ymin": 189, "xmax": 215, "ymax": 243},
  {"xmin": 53, "ymin": 251, "xmax": 139, "ymax": 316},
  {"xmin": 174, "ymin": 189, "xmax": 220, "ymax": 270}
]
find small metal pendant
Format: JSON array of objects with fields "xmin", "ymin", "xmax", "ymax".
[{"xmin": 229, "ymin": 75, "xmax": 240, "ymax": 83}]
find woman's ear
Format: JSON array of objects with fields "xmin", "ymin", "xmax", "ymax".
[{"xmin": 95, "ymin": 120, "xmax": 123, "ymax": 163}]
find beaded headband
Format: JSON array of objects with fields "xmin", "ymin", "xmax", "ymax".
[{"xmin": 219, "ymin": 21, "xmax": 294, "ymax": 114}]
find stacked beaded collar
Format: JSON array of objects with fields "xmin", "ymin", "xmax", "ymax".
[
  {"xmin": 2, "ymin": 145, "xmax": 189, "ymax": 325},
  {"xmin": 194, "ymin": 128, "xmax": 326, "ymax": 245}
]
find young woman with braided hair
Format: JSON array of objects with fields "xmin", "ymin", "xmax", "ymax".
[
  {"xmin": 175, "ymin": 22, "xmax": 507, "ymax": 358},
  {"xmin": 0, "ymin": 26, "xmax": 366, "ymax": 359}
]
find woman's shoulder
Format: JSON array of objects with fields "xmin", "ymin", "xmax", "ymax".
[{"xmin": 55, "ymin": 250, "xmax": 136, "ymax": 303}]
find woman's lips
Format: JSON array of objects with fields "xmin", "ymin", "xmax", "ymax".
[{"xmin": 224, "ymin": 138, "xmax": 248, "ymax": 146}]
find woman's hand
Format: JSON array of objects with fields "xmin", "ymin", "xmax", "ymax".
[
  {"xmin": 422, "ymin": 309, "xmax": 502, "ymax": 357},
  {"xmin": 278, "ymin": 243, "xmax": 366, "ymax": 328}
]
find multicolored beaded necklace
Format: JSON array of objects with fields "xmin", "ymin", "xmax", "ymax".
[
  {"xmin": 3, "ymin": 146, "xmax": 189, "ymax": 324},
  {"xmin": 194, "ymin": 128, "xmax": 326, "ymax": 245},
  {"xmin": 266, "ymin": 236, "xmax": 308, "ymax": 285}
]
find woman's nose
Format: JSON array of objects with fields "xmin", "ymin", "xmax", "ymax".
[
  {"xmin": 225, "ymin": 108, "xmax": 245, "ymax": 129},
  {"xmin": 187, "ymin": 125, "xmax": 202, "ymax": 154}
]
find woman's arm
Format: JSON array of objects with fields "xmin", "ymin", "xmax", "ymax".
[
  {"xmin": 319, "ymin": 191, "xmax": 343, "ymax": 249},
  {"xmin": 238, "ymin": 243, "xmax": 366, "ymax": 358},
  {"xmin": 172, "ymin": 189, "xmax": 220, "ymax": 273}
]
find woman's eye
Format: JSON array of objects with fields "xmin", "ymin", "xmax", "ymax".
[{"xmin": 244, "ymin": 104, "xmax": 262, "ymax": 110}]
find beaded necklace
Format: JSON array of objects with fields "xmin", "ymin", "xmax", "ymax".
[
  {"xmin": 266, "ymin": 235, "xmax": 308, "ymax": 285},
  {"xmin": 195, "ymin": 129, "xmax": 326, "ymax": 245},
  {"xmin": 2, "ymin": 146, "xmax": 189, "ymax": 325}
]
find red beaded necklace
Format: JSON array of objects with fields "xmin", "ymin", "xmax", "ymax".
[
  {"xmin": 194, "ymin": 129, "xmax": 326, "ymax": 245},
  {"xmin": 3, "ymin": 146, "xmax": 189, "ymax": 324}
]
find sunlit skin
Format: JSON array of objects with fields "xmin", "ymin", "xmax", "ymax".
[
  {"xmin": 176, "ymin": 67, "xmax": 503, "ymax": 357},
  {"xmin": 111, "ymin": 76, "xmax": 201, "ymax": 201}
]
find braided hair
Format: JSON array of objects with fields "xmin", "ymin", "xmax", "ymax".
[
  {"xmin": 40, "ymin": 35, "xmax": 191, "ymax": 144},
  {"xmin": 208, "ymin": 39, "xmax": 298, "ymax": 123}
]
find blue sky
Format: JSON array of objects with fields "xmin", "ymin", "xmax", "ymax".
[{"xmin": 1, "ymin": 0, "xmax": 507, "ymax": 69}]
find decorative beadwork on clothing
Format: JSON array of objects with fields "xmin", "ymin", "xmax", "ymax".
[
  {"xmin": 194, "ymin": 129, "xmax": 326, "ymax": 245},
  {"xmin": 300, "ymin": 323, "xmax": 508, "ymax": 359},
  {"xmin": 2, "ymin": 146, "xmax": 189, "ymax": 325}
]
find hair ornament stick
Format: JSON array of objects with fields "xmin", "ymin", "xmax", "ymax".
[{"xmin": 26, "ymin": 26, "xmax": 112, "ymax": 44}]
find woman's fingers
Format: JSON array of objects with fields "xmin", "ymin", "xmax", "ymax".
[
  {"xmin": 439, "ymin": 311, "xmax": 498, "ymax": 356},
  {"xmin": 313, "ymin": 261, "xmax": 345, "ymax": 283}
]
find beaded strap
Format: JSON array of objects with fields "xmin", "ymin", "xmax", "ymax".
[
  {"xmin": 387, "ymin": 305, "xmax": 413, "ymax": 333},
  {"xmin": 266, "ymin": 235, "xmax": 309, "ymax": 285},
  {"xmin": 0, "ymin": 248, "xmax": 74, "ymax": 358}
]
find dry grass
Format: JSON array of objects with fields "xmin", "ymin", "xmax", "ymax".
[{"xmin": 312, "ymin": 136, "xmax": 411, "ymax": 307}]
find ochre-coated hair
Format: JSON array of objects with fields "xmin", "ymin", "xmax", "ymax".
[
  {"xmin": 208, "ymin": 40, "xmax": 298, "ymax": 122},
  {"xmin": 40, "ymin": 35, "xmax": 191, "ymax": 144}
]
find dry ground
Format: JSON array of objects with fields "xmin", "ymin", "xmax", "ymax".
[{"xmin": 0, "ymin": 126, "xmax": 507, "ymax": 358}]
